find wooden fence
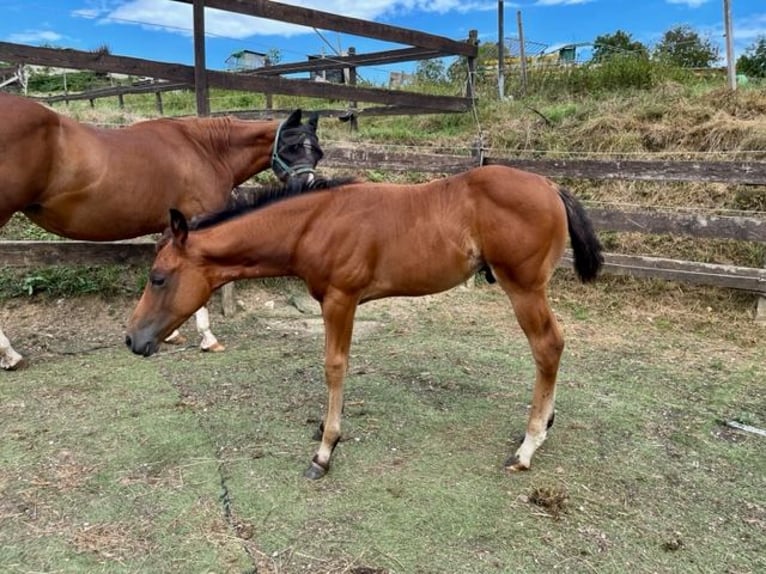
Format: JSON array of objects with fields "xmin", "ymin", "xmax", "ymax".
[
  {"xmin": 3, "ymin": 147, "xmax": 765, "ymax": 298},
  {"xmin": 0, "ymin": 0, "xmax": 763, "ymax": 302}
]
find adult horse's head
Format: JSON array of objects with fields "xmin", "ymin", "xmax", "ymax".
[
  {"xmin": 125, "ymin": 209, "xmax": 213, "ymax": 357},
  {"xmin": 271, "ymin": 109, "xmax": 323, "ymax": 192}
]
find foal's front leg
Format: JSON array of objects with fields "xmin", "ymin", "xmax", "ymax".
[{"xmin": 304, "ymin": 290, "xmax": 358, "ymax": 479}]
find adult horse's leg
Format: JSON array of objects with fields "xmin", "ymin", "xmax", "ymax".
[
  {"xmin": 163, "ymin": 306, "xmax": 224, "ymax": 351},
  {"xmin": 0, "ymin": 326, "xmax": 26, "ymax": 370},
  {"xmin": 497, "ymin": 277, "xmax": 564, "ymax": 472},
  {"xmin": 193, "ymin": 305, "xmax": 224, "ymax": 352},
  {"xmin": 305, "ymin": 289, "xmax": 358, "ymax": 479}
]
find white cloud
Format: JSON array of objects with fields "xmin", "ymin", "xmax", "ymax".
[
  {"xmin": 7, "ymin": 30, "xmax": 64, "ymax": 44},
  {"xmin": 665, "ymin": 0, "xmax": 710, "ymax": 8},
  {"xmin": 535, "ymin": 0, "xmax": 594, "ymax": 6},
  {"xmin": 733, "ymin": 13, "xmax": 766, "ymax": 42},
  {"xmin": 73, "ymin": 0, "xmax": 497, "ymax": 40}
]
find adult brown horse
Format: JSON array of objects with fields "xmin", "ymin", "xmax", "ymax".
[
  {"xmin": 125, "ymin": 165, "xmax": 604, "ymax": 478},
  {"xmin": 0, "ymin": 92, "xmax": 322, "ymax": 370}
]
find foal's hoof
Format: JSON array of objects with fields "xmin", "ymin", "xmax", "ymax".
[
  {"xmin": 201, "ymin": 342, "xmax": 225, "ymax": 353},
  {"xmin": 503, "ymin": 454, "xmax": 530, "ymax": 473},
  {"xmin": 304, "ymin": 461, "xmax": 328, "ymax": 480}
]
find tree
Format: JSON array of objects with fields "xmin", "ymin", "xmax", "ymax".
[
  {"xmin": 653, "ymin": 25, "xmax": 719, "ymax": 68},
  {"xmin": 592, "ymin": 30, "xmax": 648, "ymax": 63},
  {"xmin": 415, "ymin": 58, "xmax": 446, "ymax": 84},
  {"xmin": 736, "ymin": 36, "xmax": 766, "ymax": 78}
]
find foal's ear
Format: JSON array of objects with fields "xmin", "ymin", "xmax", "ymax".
[
  {"xmin": 169, "ymin": 209, "xmax": 189, "ymax": 246},
  {"xmin": 283, "ymin": 108, "xmax": 302, "ymax": 128},
  {"xmin": 308, "ymin": 111, "xmax": 319, "ymax": 131}
]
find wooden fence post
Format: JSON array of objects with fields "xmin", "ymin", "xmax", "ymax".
[
  {"xmin": 346, "ymin": 46, "xmax": 358, "ymax": 132},
  {"xmin": 465, "ymin": 29, "xmax": 478, "ymax": 100},
  {"xmin": 758, "ymin": 256, "xmax": 766, "ymax": 323}
]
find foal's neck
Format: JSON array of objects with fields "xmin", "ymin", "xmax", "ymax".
[{"xmin": 197, "ymin": 211, "xmax": 298, "ymax": 286}]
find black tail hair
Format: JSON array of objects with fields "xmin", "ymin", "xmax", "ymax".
[{"xmin": 558, "ymin": 187, "xmax": 604, "ymax": 283}]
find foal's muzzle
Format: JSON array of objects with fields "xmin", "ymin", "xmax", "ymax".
[{"xmin": 125, "ymin": 333, "xmax": 158, "ymax": 357}]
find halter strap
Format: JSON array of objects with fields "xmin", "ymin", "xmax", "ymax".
[{"xmin": 271, "ymin": 118, "xmax": 318, "ymax": 178}]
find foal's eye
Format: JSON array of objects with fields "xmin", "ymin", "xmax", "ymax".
[{"xmin": 149, "ymin": 272, "xmax": 165, "ymax": 287}]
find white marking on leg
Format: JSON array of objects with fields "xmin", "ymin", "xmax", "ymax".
[
  {"xmin": 0, "ymin": 327, "xmax": 25, "ymax": 370},
  {"xmin": 195, "ymin": 306, "xmax": 224, "ymax": 352}
]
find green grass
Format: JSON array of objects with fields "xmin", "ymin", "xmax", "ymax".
[{"xmin": 1, "ymin": 282, "xmax": 763, "ymax": 573}]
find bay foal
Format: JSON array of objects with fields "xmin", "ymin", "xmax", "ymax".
[{"xmin": 126, "ymin": 165, "xmax": 603, "ymax": 478}]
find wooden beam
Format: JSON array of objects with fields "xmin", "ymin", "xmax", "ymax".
[
  {"xmin": 589, "ymin": 208, "xmax": 766, "ymax": 242},
  {"xmin": 171, "ymin": 0, "xmax": 477, "ymax": 57},
  {"xmin": 560, "ymin": 251, "xmax": 766, "ymax": 294},
  {"xmin": 485, "ymin": 157, "xmax": 766, "ymax": 185},
  {"xmin": 0, "ymin": 240, "xmax": 155, "ymax": 268},
  {"xmin": 321, "ymin": 146, "xmax": 477, "ymax": 173},
  {"xmin": 0, "ymin": 42, "xmax": 470, "ymax": 112},
  {"xmin": 38, "ymin": 81, "xmax": 190, "ymax": 104},
  {"xmin": 248, "ymin": 46, "xmax": 443, "ymax": 76},
  {"xmin": 2, "ymin": 241, "xmax": 763, "ymax": 295}
]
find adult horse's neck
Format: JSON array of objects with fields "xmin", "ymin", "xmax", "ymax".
[{"xmin": 219, "ymin": 117, "xmax": 281, "ymax": 185}]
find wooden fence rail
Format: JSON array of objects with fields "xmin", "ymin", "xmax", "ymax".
[{"xmin": 1, "ymin": 146, "xmax": 764, "ymax": 296}]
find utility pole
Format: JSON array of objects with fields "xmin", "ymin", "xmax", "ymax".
[
  {"xmin": 517, "ymin": 10, "xmax": 528, "ymax": 96},
  {"xmin": 498, "ymin": 0, "xmax": 505, "ymax": 99},
  {"xmin": 723, "ymin": 0, "xmax": 736, "ymax": 91}
]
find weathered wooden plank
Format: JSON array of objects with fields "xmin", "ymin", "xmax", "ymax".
[
  {"xmin": 561, "ymin": 251, "xmax": 766, "ymax": 294},
  {"xmin": 484, "ymin": 157, "xmax": 766, "ymax": 185},
  {"xmin": 39, "ymin": 82, "xmax": 190, "ymax": 104},
  {"xmin": 2, "ymin": 240, "xmax": 763, "ymax": 295},
  {"xmin": 0, "ymin": 240, "xmax": 155, "ymax": 268},
  {"xmin": 0, "ymin": 42, "xmax": 471, "ymax": 112},
  {"xmin": 321, "ymin": 147, "xmax": 477, "ymax": 173},
  {"xmin": 171, "ymin": 0, "xmax": 477, "ymax": 57},
  {"xmin": 589, "ymin": 208, "xmax": 766, "ymax": 242},
  {"xmin": 250, "ymin": 47, "xmax": 442, "ymax": 76}
]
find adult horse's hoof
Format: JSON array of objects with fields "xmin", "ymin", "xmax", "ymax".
[
  {"xmin": 503, "ymin": 454, "xmax": 530, "ymax": 473},
  {"xmin": 201, "ymin": 342, "xmax": 225, "ymax": 353},
  {"xmin": 2, "ymin": 357, "xmax": 28, "ymax": 371},
  {"xmin": 164, "ymin": 333, "xmax": 187, "ymax": 345},
  {"xmin": 304, "ymin": 461, "xmax": 328, "ymax": 480}
]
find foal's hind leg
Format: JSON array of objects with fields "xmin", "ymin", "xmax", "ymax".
[{"xmin": 497, "ymin": 279, "xmax": 564, "ymax": 471}]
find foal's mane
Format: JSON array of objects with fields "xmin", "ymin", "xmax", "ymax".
[{"xmin": 189, "ymin": 177, "xmax": 357, "ymax": 231}]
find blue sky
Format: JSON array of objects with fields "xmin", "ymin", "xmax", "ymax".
[{"xmin": 1, "ymin": 1, "xmax": 764, "ymax": 83}]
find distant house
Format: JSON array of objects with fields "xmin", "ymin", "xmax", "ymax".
[
  {"xmin": 308, "ymin": 54, "xmax": 347, "ymax": 84},
  {"xmin": 226, "ymin": 50, "xmax": 267, "ymax": 72}
]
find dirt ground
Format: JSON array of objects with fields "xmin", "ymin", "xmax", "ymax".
[
  {"xmin": 1, "ymin": 277, "xmax": 764, "ymax": 573},
  {"xmin": 1, "ymin": 273, "xmax": 762, "ymax": 366}
]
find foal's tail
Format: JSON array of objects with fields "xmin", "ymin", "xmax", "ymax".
[{"xmin": 558, "ymin": 187, "xmax": 604, "ymax": 283}]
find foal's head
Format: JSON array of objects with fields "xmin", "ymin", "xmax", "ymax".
[
  {"xmin": 271, "ymin": 109, "xmax": 323, "ymax": 192},
  {"xmin": 125, "ymin": 209, "xmax": 212, "ymax": 357}
]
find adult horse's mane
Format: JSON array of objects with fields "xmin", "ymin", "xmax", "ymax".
[{"xmin": 190, "ymin": 176, "xmax": 358, "ymax": 231}]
